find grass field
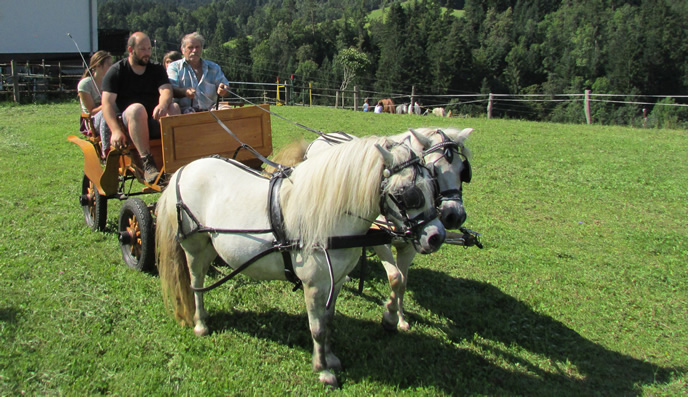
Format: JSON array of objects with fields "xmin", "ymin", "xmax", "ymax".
[
  {"xmin": 0, "ymin": 101, "xmax": 686, "ymax": 395},
  {"xmin": 367, "ymin": 2, "xmax": 464, "ymax": 23}
]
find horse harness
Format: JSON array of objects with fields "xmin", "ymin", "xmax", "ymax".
[
  {"xmin": 172, "ymin": 154, "xmax": 431, "ymax": 301},
  {"xmin": 422, "ymin": 129, "xmax": 472, "ymax": 205}
]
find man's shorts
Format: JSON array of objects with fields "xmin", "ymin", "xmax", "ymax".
[{"xmin": 121, "ymin": 115, "xmax": 161, "ymax": 139}]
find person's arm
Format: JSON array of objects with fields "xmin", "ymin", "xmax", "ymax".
[
  {"xmin": 216, "ymin": 67, "xmax": 230, "ymax": 97},
  {"xmin": 168, "ymin": 61, "xmax": 194, "ymax": 99},
  {"xmin": 78, "ymin": 91, "xmax": 98, "ymax": 114},
  {"xmin": 173, "ymin": 86, "xmax": 195, "ymax": 99},
  {"xmin": 78, "ymin": 78, "xmax": 102, "ymax": 114},
  {"xmin": 153, "ymin": 83, "xmax": 175, "ymax": 120},
  {"xmin": 102, "ymin": 91, "xmax": 127, "ymax": 150}
]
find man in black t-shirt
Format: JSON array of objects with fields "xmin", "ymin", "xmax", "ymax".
[{"xmin": 102, "ymin": 32, "xmax": 179, "ymax": 184}]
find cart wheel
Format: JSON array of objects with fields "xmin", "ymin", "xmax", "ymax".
[
  {"xmin": 80, "ymin": 174, "xmax": 107, "ymax": 231},
  {"xmin": 118, "ymin": 197, "xmax": 155, "ymax": 272}
]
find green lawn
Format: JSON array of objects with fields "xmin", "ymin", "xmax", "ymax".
[
  {"xmin": 368, "ymin": 2, "xmax": 464, "ymax": 23},
  {"xmin": 0, "ymin": 102, "xmax": 686, "ymax": 395}
]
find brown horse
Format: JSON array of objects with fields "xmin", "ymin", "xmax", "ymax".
[{"xmin": 377, "ymin": 98, "xmax": 395, "ymax": 114}]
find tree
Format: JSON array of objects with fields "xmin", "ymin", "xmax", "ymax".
[
  {"xmin": 334, "ymin": 47, "xmax": 370, "ymax": 91},
  {"xmin": 472, "ymin": 7, "xmax": 514, "ymax": 91},
  {"xmin": 373, "ymin": 3, "xmax": 408, "ymax": 93}
]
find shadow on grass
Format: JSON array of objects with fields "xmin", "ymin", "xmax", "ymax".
[
  {"xmin": 406, "ymin": 268, "xmax": 681, "ymax": 395},
  {"xmin": 0, "ymin": 307, "xmax": 19, "ymax": 325},
  {"xmin": 0, "ymin": 307, "xmax": 20, "ymax": 343},
  {"xmin": 208, "ymin": 269, "xmax": 681, "ymax": 395}
]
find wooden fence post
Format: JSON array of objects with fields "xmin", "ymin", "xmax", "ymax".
[
  {"xmin": 309, "ymin": 82, "xmax": 312, "ymax": 107},
  {"xmin": 11, "ymin": 60, "xmax": 20, "ymax": 103},
  {"xmin": 487, "ymin": 93, "xmax": 493, "ymax": 119},
  {"xmin": 353, "ymin": 85, "xmax": 359, "ymax": 111},
  {"xmin": 285, "ymin": 81, "xmax": 291, "ymax": 105},
  {"xmin": 584, "ymin": 89, "xmax": 592, "ymax": 124},
  {"xmin": 58, "ymin": 62, "xmax": 63, "ymax": 92}
]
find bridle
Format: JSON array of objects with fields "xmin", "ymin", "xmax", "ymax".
[
  {"xmin": 378, "ymin": 149, "xmax": 439, "ymax": 240},
  {"xmin": 422, "ymin": 129, "xmax": 472, "ymax": 206}
]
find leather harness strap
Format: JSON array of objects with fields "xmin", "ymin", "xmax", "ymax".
[{"xmin": 268, "ymin": 176, "xmax": 301, "ymax": 288}]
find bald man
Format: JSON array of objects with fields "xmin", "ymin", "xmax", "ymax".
[{"xmin": 102, "ymin": 32, "xmax": 179, "ymax": 183}]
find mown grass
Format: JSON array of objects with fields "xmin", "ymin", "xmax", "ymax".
[
  {"xmin": 0, "ymin": 101, "xmax": 686, "ymax": 395},
  {"xmin": 367, "ymin": 1, "xmax": 464, "ymax": 23}
]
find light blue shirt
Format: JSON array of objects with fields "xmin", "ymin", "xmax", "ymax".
[{"xmin": 167, "ymin": 58, "xmax": 230, "ymax": 111}]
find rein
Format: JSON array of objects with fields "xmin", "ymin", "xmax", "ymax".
[
  {"xmin": 223, "ymin": 88, "xmax": 349, "ymax": 144},
  {"xmin": 207, "ymin": 110, "xmax": 287, "ymax": 171}
]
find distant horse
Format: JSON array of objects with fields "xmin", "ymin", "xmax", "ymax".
[
  {"xmin": 378, "ymin": 98, "xmax": 395, "ymax": 113},
  {"xmin": 156, "ymin": 136, "xmax": 445, "ymax": 387},
  {"xmin": 432, "ymin": 107, "xmax": 446, "ymax": 117},
  {"xmin": 396, "ymin": 103, "xmax": 408, "ymax": 114},
  {"xmin": 409, "ymin": 102, "xmax": 421, "ymax": 115},
  {"xmin": 273, "ymin": 127, "xmax": 474, "ymax": 331}
]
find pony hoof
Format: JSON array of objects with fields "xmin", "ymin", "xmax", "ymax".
[
  {"xmin": 194, "ymin": 325, "xmax": 209, "ymax": 337},
  {"xmin": 319, "ymin": 370, "xmax": 339, "ymax": 388},
  {"xmin": 398, "ymin": 320, "xmax": 411, "ymax": 332}
]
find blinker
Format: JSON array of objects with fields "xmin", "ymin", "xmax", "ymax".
[
  {"xmin": 395, "ymin": 185, "xmax": 425, "ymax": 210},
  {"xmin": 461, "ymin": 159, "xmax": 472, "ymax": 183}
]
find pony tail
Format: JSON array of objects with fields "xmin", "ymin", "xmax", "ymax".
[{"xmin": 156, "ymin": 185, "xmax": 195, "ymax": 327}]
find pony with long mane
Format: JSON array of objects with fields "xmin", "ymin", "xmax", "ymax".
[
  {"xmin": 156, "ymin": 136, "xmax": 445, "ymax": 387},
  {"xmin": 270, "ymin": 127, "xmax": 474, "ymax": 331}
]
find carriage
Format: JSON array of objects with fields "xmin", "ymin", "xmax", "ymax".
[
  {"xmin": 68, "ymin": 104, "xmax": 273, "ymax": 271},
  {"xmin": 68, "ymin": 105, "xmax": 480, "ymax": 387}
]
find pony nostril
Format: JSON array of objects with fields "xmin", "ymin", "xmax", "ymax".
[
  {"xmin": 429, "ymin": 233, "xmax": 443, "ymax": 248},
  {"xmin": 444, "ymin": 213, "xmax": 459, "ymax": 228}
]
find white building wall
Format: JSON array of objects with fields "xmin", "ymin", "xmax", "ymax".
[{"xmin": 0, "ymin": 0, "xmax": 98, "ymax": 54}]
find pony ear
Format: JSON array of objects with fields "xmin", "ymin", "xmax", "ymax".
[
  {"xmin": 375, "ymin": 143, "xmax": 395, "ymax": 167},
  {"xmin": 460, "ymin": 128, "xmax": 474, "ymax": 138},
  {"xmin": 409, "ymin": 128, "xmax": 433, "ymax": 149}
]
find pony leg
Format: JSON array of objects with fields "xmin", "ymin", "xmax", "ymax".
[
  {"xmin": 373, "ymin": 245, "xmax": 403, "ymax": 332},
  {"xmin": 183, "ymin": 238, "xmax": 217, "ymax": 337},
  {"xmin": 394, "ymin": 244, "xmax": 417, "ymax": 331},
  {"xmin": 303, "ymin": 281, "xmax": 344, "ymax": 388}
]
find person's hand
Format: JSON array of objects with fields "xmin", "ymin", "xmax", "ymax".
[
  {"xmin": 217, "ymin": 83, "xmax": 229, "ymax": 97},
  {"xmin": 110, "ymin": 130, "xmax": 127, "ymax": 150},
  {"xmin": 185, "ymin": 88, "xmax": 196, "ymax": 99},
  {"xmin": 152, "ymin": 104, "xmax": 168, "ymax": 120}
]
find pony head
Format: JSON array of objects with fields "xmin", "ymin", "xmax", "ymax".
[
  {"xmin": 417, "ymin": 127, "xmax": 473, "ymax": 229},
  {"xmin": 282, "ymin": 136, "xmax": 444, "ymax": 253},
  {"xmin": 376, "ymin": 141, "xmax": 446, "ymax": 254}
]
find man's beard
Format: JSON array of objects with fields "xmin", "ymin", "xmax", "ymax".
[{"xmin": 133, "ymin": 52, "xmax": 149, "ymax": 66}]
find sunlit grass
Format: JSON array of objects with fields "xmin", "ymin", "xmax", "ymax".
[{"xmin": 0, "ymin": 101, "xmax": 686, "ymax": 395}]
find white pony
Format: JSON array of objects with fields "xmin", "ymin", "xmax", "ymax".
[
  {"xmin": 273, "ymin": 127, "xmax": 473, "ymax": 331},
  {"xmin": 156, "ymin": 136, "xmax": 445, "ymax": 387},
  {"xmin": 432, "ymin": 107, "xmax": 446, "ymax": 117}
]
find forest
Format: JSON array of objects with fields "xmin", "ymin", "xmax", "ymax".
[{"xmin": 98, "ymin": 0, "xmax": 688, "ymax": 126}]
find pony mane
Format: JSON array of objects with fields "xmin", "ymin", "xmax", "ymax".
[{"xmin": 281, "ymin": 136, "xmax": 414, "ymax": 251}]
